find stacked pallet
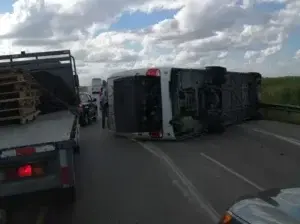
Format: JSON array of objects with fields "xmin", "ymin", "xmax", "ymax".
[{"xmin": 0, "ymin": 69, "xmax": 41, "ymax": 125}]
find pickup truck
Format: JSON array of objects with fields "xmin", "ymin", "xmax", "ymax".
[{"xmin": 0, "ymin": 50, "xmax": 80, "ymax": 208}]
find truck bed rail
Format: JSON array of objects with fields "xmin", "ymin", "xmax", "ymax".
[{"xmin": 0, "ymin": 50, "xmax": 77, "ymax": 77}]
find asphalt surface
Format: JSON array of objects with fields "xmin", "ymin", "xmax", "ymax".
[{"xmin": 5, "ymin": 119, "xmax": 300, "ymax": 224}]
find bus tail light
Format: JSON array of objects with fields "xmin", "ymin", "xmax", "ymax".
[
  {"xmin": 61, "ymin": 167, "xmax": 70, "ymax": 185},
  {"xmin": 146, "ymin": 68, "xmax": 160, "ymax": 77},
  {"xmin": 149, "ymin": 131, "xmax": 163, "ymax": 138}
]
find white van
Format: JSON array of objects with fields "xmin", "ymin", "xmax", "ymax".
[
  {"xmin": 91, "ymin": 78, "xmax": 102, "ymax": 94},
  {"xmin": 107, "ymin": 67, "xmax": 262, "ymax": 140}
]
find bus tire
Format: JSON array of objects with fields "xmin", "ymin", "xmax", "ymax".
[
  {"xmin": 208, "ymin": 123, "xmax": 225, "ymax": 134},
  {"xmin": 205, "ymin": 66, "xmax": 227, "ymax": 85},
  {"xmin": 253, "ymin": 111, "xmax": 263, "ymax": 120},
  {"xmin": 207, "ymin": 115, "xmax": 225, "ymax": 134}
]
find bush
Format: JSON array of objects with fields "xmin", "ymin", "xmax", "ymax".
[{"xmin": 261, "ymin": 76, "xmax": 300, "ymax": 106}]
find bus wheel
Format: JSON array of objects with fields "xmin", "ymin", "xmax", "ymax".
[
  {"xmin": 207, "ymin": 116, "xmax": 225, "ymax": 134},
  {"xmin": 208, "ymin": 123, "xmax": 225, "ymax": 134},
  {"xmin": 253, "ymin": 112, "xmax": 263, "ymax": 120}
]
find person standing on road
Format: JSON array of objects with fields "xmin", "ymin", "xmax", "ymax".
[{"xmin": 100, "ymin": 80, "xmax": 108, "ymax": 129}]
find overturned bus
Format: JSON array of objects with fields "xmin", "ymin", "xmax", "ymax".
[{"xmin": 106, "ymin": 66, "xmax": 262, "ymax": 140}]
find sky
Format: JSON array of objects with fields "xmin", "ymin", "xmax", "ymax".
[{"xmin": 0, "ymin": 0, "xmax": 299, "ymax": 85}]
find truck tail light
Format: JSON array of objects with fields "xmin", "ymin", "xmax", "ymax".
[{"xmin": 18, "ymin": 164, "xmax": 32, "ymax": 177}]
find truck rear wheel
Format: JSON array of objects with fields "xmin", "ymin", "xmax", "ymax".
[
  {"xmin": 0, "ymin": 209, "xmax": 6, "ymax": 224},
  {"xmin": 64, "ymin": 187, "xmax": 76, "ymax": 204}
]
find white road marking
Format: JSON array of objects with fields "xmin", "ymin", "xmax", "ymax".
[
  {"xmin": 131, "ymin": 139, "xmax": 161, "ymax": 158},
  {"xmin": 133, "ymin": 140, "xmax": 220, "ymax": 222},
  {"xmin": 200, "ymin": 152, "xmax": 264, "ymax": 191},
  {"xmin": 172, "ymin": 179, "xmax": 190, "ymax": 197},
  {"xmin": 251, "ymin": 128, "xmax": 300, "ymax": 147}
]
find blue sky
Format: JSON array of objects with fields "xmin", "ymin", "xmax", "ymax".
[
  {"xmin": 256, "ymin": 1, "xmax": 285, "ymax": 12},
  {"xmin": 0, "ymin": 1, "xmax": 287, "ymax": 31},
  {"xmin": 110, "ymin": 9, "xmax": 179, "ymax": 31},
  {"xmin": 0, "ymin": 0, "xmax": 12, "ymax": 13}
]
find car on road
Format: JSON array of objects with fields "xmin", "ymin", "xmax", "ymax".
[
  {"xmin": 79, "ymin": 92, "xmax": 98, "ymax": 126},
  {"xmin": 219, "ymin": 187, "xmax": 300, "ymax": 224}
]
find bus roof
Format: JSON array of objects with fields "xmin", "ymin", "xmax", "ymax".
[
  {"xmin": 107, "ymin": 67, "xmax": 214, "ymax": 79},
  {"xmin": 107, "ymin": 67, "xmax": 175, "ymax": 79}
]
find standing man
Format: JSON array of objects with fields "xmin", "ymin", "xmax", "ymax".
[{"xmin": 100, "ymin": 80, "xmax": 108, "ymax": 129}]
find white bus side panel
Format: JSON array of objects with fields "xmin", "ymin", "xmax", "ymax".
[
  {"xmin": 107, "ymin": 77, "xmax": 116, "ymax": 132},
  {"xmin": 159, "ymin": 68, "xmax": 175, "ymax": 140}
]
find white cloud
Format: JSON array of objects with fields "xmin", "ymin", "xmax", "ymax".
[
  {"xmin": 0, "ymin": 0, "xmax": 300, "ymax": 85},
  {"xmin": 294, "ymin": 49, "xmax": 300, "ymax": 60}
]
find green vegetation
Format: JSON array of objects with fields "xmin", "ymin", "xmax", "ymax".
[
  {"xmin": 261, "ymin": 76, "xmax": 300, "ymax": 106},
  {"xmin": 260, "ymin": 76, "xmax": 300, "ymax": 124}
]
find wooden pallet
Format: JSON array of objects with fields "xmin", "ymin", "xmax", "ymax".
[
  {"xmin": 0, "ymin": 70, "xmax": 42, "ymax": 125},
  {"xmin": 0, "ymin": 97, "xmax": 38, "ymax": 111},
  {"xmin": 0, "ymin": 110, "xmax": 40, "ymax": 125},
  {"xmin": 0, "ymin": 73, "xmax": 37, "ymax": 85},
  {"xmin": 0, "ymin": 80, "xmax": 38, "ymax": 91},
  {"xmin": 0, "ymin": 97, "xmax": 38, "ymax": 105},
  {"xmin": 0, "ymin": 89, "xmax": 40, "ymax": 101},
  {"xmin": 0, "ymin": 106, "xmax": 36, "ymax": 117}
]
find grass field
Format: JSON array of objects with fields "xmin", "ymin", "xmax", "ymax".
[
  {"xmin": 261, "ymin": 76, "xmax": 300, "ymax": 106},
  {"xmin": 260, "ymin": 76, "xmax": 300, "ymax": 124}
]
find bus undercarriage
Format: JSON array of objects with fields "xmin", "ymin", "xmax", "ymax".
[{"xmin": 169, "ymin": 67, "xmax": 261, "ymax": 139}]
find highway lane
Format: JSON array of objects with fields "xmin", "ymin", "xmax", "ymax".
[
  {"xmin": 144, "ymin": 120, "xmax": 300, "ymax": 215},
  {"xmin": 6, "ymin": 120, "xmax": 300, "ymax": 224},
  {"xmin": 45, "ymin": 120, "xmax": 216, "ymax": 224},
  {"xmin": 49, "ymin": 120, "xmax": 299, "ymax": 224}
]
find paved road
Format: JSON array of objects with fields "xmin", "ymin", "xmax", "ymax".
[{"xmin": 6, "ymin": 120, "xmax": 300, "ymax": 224}]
